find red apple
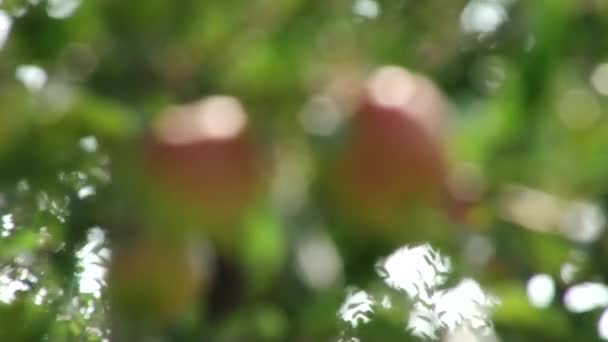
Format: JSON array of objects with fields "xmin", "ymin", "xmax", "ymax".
[
  {"xmin": 328, "ymin": 65, "xmax": 451, "ymax": 227},
  {"xmin": 143, "ymin": 96, "xmax": 264, "ymax": 226}
]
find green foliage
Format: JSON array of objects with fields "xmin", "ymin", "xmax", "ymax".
[{"xmin": 2, "ymin": 0, "xmax": 608, "ymax": 341}]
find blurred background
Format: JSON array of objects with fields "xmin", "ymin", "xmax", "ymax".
[{"xmin": 1, "ymin": 0, "xmax": 608, "ymax": 340}]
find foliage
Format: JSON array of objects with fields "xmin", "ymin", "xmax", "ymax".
[{"xmin": 2, "ymin": 0, "xmax": 608, "ymax": 340}]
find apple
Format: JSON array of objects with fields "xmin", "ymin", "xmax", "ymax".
[
  {"xmin": 143, "ymin": 96, "xmax": 264, "ymax": 226},
  {"xmin": 327, "ymin": 65, "xmax": 451, "ymax": 228},
  {"xmin": 107, "ymin": 237, "xmax": 203, "ymax": 323}
]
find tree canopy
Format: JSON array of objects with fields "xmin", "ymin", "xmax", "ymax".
[{"xmin": 1, "ymin": 0, "xmax": 608, "ymax": 341}]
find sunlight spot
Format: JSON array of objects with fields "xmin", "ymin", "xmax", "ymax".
[
  {"xmin": 366, "ymin": 66, "xmax": 417, "ymax": 112},
  {"xmin": 560, "ymin": 201, "xmax": 605, "ymax": 243},
  {"xmin": 79, "ymin": 135, "xmax": 98, "ymax": 153},
  {"xmin": 498, "ymin": 184, "xmax": 563, "ymax": 234},
  {"xmin": 338, "ymin": 336, "xmax": 361, "ymax": 342},
  {"xmin": 14, "ymin": 252, "xmax": 34, "ymax": 267},
  {"xmin": 271, "ymin": 147, "xmax": 310, "ymax": 214},
  {"xmin": 500, "ymin": 185, "xmax": 606, "ymax": 242},
  {"xmin": 194, "ymin": 97, "xmax": 247, "ymax": 139},
  {"xmin": 338, "ymin": 289, "xmax": 374, "ymax": 328},
  {"xmin": 78, "ymin": 185, "xmax": 96, "ymax": 199},
  {"xmin": 352, "ymin": 0, "xmax": 380, "ymax": 19},
  {"xmin": 155, "ymin": 96, "xmax": 248, "ymax": 145},
  {"xmin": 90, "ymin": 166, "xmax": 111, "ymax": 184},
  {"xmin": 378, "ymin": 243, "xmax": 451, "ymax": 298},
  {"xmin": 2, "ymin": 213, "xmax": 14, "ymax": 230},
  {"xmin": 295, "ymin": 230, "xmax": 343, "ymax": 290},
  {"xmin": 77, "ymin": 227, "xmax": 109, "ymax": 297},
  {"xmin": 338, "ymin": 244, "xmax": 498, "ymax": 339},
  {"xmin": 526, "ymin": 274, "xmax": 555, "ymax": 309},
  {"xmin": 460, "ymin": 0, "xmax": 507, "ymax": 38},
  {"xmin": 16, "ymin": 64, "xmax": 47, "ymax": 93},
  {"xmin": 16, "ymin": 179, "xmax": 30, "ymax": 193},
  {"xmin": 1, "ymin": 213, "xmax": 14, "ymax": 237},
  {"xmin": 6, "ymin": 3, "xmax": 30, "ymax": 17},
  {"xmin": 381, "ymin": 295, "xmax": 392, "ymax": 309},
  {"xmin": 433, "ymin": 279, "xmax": 499, "ymax": 332},
  {"xmin": 0, "ymin": 271, "xmax": 30, "ymax": 304},
  {"xmin": 0, "ymin": 11, "xmax": 12, "ymax": 50},
  {"xmin": 408, "ymin": 301, "xmax": 439, "ymax": 340},
  {"xmin": 365, "ymin": 66, "xmax": 446, "ymax": 139},
  {"xmin": 88, "ymin": 327, "xmax": 104, "ymax": 338},
  {"xmin": 405, "ymin": 278, "xmax": 499, "ymax": 339},
  {"xmin": 18, "ymin": 268, "xmax": 37, "ymax": 283},
  {"xmin": 564, "ymin": 282, "xmax": 608, "ymax": 313},
  {"xmin": 299, "ymin": 96, "xmax": 344, "ymax": 136},
  {"xmin": 599, "ymin": 308, "xmax": 608, "ymax": 340},
  {"xmin": 34, "ymin": 287, "xmax": 48, "ymax": 305},
  {"xmin": 444, "ymin": 327, "xmax": 499, "ymax": 342},
  {"xmin": 443, "ymin": 327, "xmax": 478, "ymax": 342},
  {"xmin": 42, "ymin": 81, "xmax": 77, "ymax": 113},
  {"xmin": 463, "ymin": 234, "xmax": 494, "ymax": 267},
  {"xmin": 378, "ymin": 244, "xmax": 498, "ymax": 338},
  {"xmin": 591, "ymin": 63, "xmax": 608, "ymax": 96},
  {"xmin": 80, "ymin": 301, "xmax": 95, "ymax": 318},
  {"xmin": 47, "ymin": 0, "xmax": 81, "ymax": 19},
  {"xmin": 560, "ymin": 262, "xmax": 578, "ymax": 284}
]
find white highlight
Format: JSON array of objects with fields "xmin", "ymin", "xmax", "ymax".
[
  {"xmin": 76, "ymin": 227, "xmax": 110, "ymax": 297},
  {"xmin": 598, "ymin": 309, "xmax": 608, "ymax": 340},
  {"xmin": 591, "ymin": 63, "xmax": 608, "ymax": 96},
  {"xmin": 352, "ymin": 0, "xmax": 380, "ymax": 19},
  {"xmin": 2, "ymin": 213, "xmax": 14, "ymax": 230},
  {"xmin": 1, "ymin": 213, "xmax": 14, "ymax": 237},
  {"xmin": 380, "ymin": 243, "xmax": 451, "ymax": 299},
  {"xmin": 33, "ymin": 288, "xmax": 48, "ymax": 305},
  {"xmin": 564, "ymin": 282, "xmax": 608, "ymax": 313},
  {"xmin": 295, "ymin": 230, "xmax": 343, "ymax": 290},
  {"xmin": 77, "ymin": 185, "xmax": 96, "ymax": 199},
  {"xmin": 378, "ymin": 244, "xmax": 498, "ymax": 339},
  {"xmin": 0, "ymin": 274, "xmax": 29, "ymax": 304},
  {"xmin": 299, "ymin": 96, "xmax": 344, "ymax": 136},
  {"xmin": 560, "ymin": 263, "xmax": 577, "ymax": 284},
  {"xmin": 195, "ymin": 97, "xmax": 247, "ymax": 139},
  {"xmin": 337, "ymin": 244, "xmax": 499, "ymax": 339},
  {"xmin": 0, "ymin": 10, "xmax": 12, "ymax": 50},
  {"xmin": 526, "ymin": 274, "xmax": 555, "ymax": 309},
  {"xmin": 367, "ymin": 66, "xmax": 417, "ymax": 112},
  {"xmin": 463, "ymin": 234, "xmax": 495, "ymax": 267},
  {"xmin": 338, "ymin": 289, "xmax": 374, "ymax": 328},
  {"xmin": 16, "ymin": 65, "xmax": 48, "ymax": 92},
  {"xmin": 434, "ymin": 279, "xmax": 499, "ymax": 331},
  {"xmin": 560, "ymin": 201, "xmax": 605, "ymax": 243},
  {"xmin": 460, "ymin": 0, "xmax": 507, "ymax": 37},
  {"xmin": 79, "ymin": 136, "xmax": 99, "ymax": 153},
  {"xmin": 155, "ymin": 96, "xmax": 248, "ymax": 145},
  {"xmin": 444, "ymin": 327, "xmax": 499, "ymax": 342},
  {"xmin": 47, "ymin": 0, "xmax": 81, "ymax": 19}
]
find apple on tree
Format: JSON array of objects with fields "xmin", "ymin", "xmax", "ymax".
[
  {"xmin": 142, "ymin": 95, "xmax": 265, "ymax": 229},
  {"xmin": 326, "ymin": 65, "xmax": 467, "ymax": 230}
]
